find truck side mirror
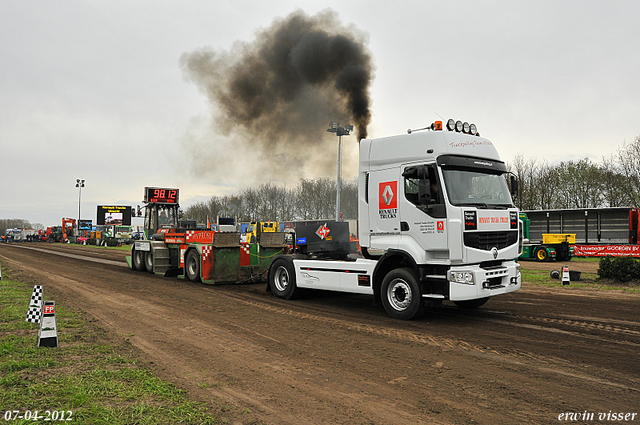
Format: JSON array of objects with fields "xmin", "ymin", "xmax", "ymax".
[{"xmin": 510, "ymin": 175, "xmax": 519, "ymax": 200}]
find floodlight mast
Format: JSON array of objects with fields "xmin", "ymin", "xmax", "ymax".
[
  {"xmin": 327, "ymin": 122, "xmax": 352, "ymax": 221},
  {"xmin": 75, "ymin": 179, "xmax": 85, "ymax": 238}
]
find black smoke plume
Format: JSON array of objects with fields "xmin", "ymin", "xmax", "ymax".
[{"xmin": 180, "ymin": 9, "xmax": 374, "ymax": 180}]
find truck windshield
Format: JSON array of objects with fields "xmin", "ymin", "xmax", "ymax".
[
  {"xmin": 441, "ymin": 169, "xmax": 513, "ymax": 209},
  {"xmin": 157, "ymin": 205, "xmax": 178, "ymax": 228}
]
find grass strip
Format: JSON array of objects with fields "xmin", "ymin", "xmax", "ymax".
[
  {"xmin": 520, "ymin": 268, "xmax": 640, "ymax": 292},
  {"xmin": 0, "ymin": 265, "xmax": 219, "ymax": 425}
]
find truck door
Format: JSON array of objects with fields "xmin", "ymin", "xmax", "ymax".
[
  {"xmin": 368, "ymin": 168, "xmax": 401, "ymax": 248},
  {"xmin": 400, "ymin": 164, "xmax": 448, "ymax": 253}
]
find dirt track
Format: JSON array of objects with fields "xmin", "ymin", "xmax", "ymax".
[{"xmin": 1, "ymin": 243, "xmax": 639, "ymax": 424}]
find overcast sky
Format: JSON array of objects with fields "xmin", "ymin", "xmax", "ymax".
[{"xmin": 2, "ymin": 0, "xmax": 639, "ymax": 227}]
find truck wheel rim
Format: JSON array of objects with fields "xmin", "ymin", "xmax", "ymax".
[
  {"xmin": 387, "ymin": 279, "xmax": 412, "ymax": 311},
  {"xmin": 273, "ymin": 266, "xmax": 289, "ymax": 292}
]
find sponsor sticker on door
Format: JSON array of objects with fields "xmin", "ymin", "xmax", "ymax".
[{"xmin": 379, "ymin": 181, "xmax": 398, "ymax": 219}]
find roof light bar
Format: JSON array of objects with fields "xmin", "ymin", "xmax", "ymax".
[{"xmin": 446, "ymin": 118, "xmax": 479, "ymax": 135}]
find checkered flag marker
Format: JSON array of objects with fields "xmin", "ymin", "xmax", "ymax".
[{"xmin": 25, "ymin": 285, "xmax": 43, "ymax": 324}]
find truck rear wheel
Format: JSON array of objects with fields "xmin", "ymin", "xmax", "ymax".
[
  {"xmin": 144, "ymin": 251, "xmax": 154, "ymax": 273},
  {"xmin": 269, "ymin": 258, "xmax": 299, "ymax": 300},
  {"xmin": 132, "ymin": 249, "xmax": 145, "ymax": 271},
  {"xmin": 381, "ymin": 268, "xmax": 426, "ymax": 320},
  {"xmin": 185, "ymin": 250, "xmax": 201, "ymax": 282}
]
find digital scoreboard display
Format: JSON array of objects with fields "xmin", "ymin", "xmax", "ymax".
[
  {"xmin": 144, "ymin": 187, "xmax": 179, "ymax": 204},
  {"xmin": 96, "ymin": 206, "xmax": 132, "ymax": 226}
]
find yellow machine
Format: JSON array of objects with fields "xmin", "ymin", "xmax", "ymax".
[{"xmin": 245, "ymin": 221, "xmax": 279, "ymax": 243}]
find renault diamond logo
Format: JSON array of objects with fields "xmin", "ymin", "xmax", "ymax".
[
  {"xmin": 382, "ymin": 185, "xmax": 394, "ymax": 206},
  {"xmin": 491, "ymin": 247, "xmax": 499, "ymax": 259}
]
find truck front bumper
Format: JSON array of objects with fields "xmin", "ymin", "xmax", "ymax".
[{"xmin": 448, "ymin": 260, "xmax": 521, "ymax": 301}]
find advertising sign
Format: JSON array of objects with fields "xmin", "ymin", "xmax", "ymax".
[
  {"xmin": 78, "ymin": 220, "xmax": 92, "ymax": 230},
  {"xmin": 573, "ymin": 245, "xmax": 640, "ymax": 257}
]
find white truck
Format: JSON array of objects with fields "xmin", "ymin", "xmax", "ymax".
[{"xmin": 268, "ymin": 119, "xmax": 522, "ymax": 319}]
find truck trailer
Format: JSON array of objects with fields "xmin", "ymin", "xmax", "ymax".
[{"xmin": 128, "ymin": 119, "xmax": 523, "ymax": 320}]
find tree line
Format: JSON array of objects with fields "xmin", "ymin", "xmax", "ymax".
[
  {"xmin": 510, "ymin": 134, "xmax": 640, "ymax": 210},
  {"xmin": 184, "ymin": 134, "xmax": 640, "ymax": 223},
  {"xmin": 183, "ymin": 179, "xmax": 358, "ymax": 224}
]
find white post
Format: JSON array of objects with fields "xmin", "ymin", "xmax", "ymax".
[{"xmin": 336, "ymin": 135, "xmax": 342, "ymax": 222}]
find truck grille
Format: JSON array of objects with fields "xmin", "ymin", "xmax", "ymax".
[{"xmin": 464, "ymin": 231, "xmax": 518, "ymax": 250}]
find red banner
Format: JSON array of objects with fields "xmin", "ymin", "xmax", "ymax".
[{"xmin": 573, "ymin": 245, "xmax": 640, "ymax": 257}]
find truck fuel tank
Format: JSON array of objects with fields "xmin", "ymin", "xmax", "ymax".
[{"xmin": 295, "ymin": 221, "xmax": 352, "ymax": 258}]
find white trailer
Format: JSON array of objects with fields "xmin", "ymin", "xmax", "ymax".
[{"xmin": 268, "ymin": 119, "xmax": 522, "ymax": 319}]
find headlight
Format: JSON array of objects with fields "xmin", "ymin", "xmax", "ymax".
[{"xmin": 450, "ymin": 271, "xmax": 474, "ymax": 284}]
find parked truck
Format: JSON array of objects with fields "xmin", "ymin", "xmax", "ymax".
[{"xmin": 128, "ymin": 118, "xmax": 522, "ymax": 320}]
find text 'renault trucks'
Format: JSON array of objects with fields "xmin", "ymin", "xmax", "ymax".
[
  {"xmin": 128, "ymin": 118, "xmax": 522, "ymax": 320},
  {"xmin": 268, "ymin": 119, "xmax": 522, "ymax": 319}
]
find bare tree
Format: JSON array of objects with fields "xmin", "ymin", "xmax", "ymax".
[
  {"xmin": 610, "ymin": 134, "xmax": 640, "ymax": 207},
  {"xmin": 296, "ymin": 178, "xmax": 335, "ymax": 220}
]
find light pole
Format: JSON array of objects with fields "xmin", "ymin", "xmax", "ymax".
[
  {"xmin": 76, "ymin": 179, "xmax": 85, "ymax": 238},
  {"xmin": 327, "ymin": 122, "xmax": 353, "ymax": 221}
]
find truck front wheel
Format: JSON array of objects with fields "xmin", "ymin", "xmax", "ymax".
[
  {"xmin": 269, "ymin": 258, "xmax": 299, "ymax": 300},
  {"xmin": 185, "ymin": 250, "xmax": 201, "ymax": 283},
  {"xmin": 381, "ymin": 268, "xmax": 426, "ymax": 320}
]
